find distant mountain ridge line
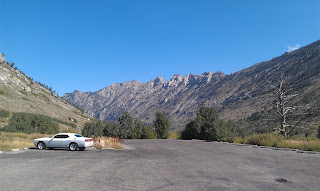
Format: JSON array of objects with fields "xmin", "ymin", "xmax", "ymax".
[
  {"xmin": 63, "ymin": 40, "xmax": 320, "ymax": 130},
  {"xmin": 68, "ymin": 71, "xmax": 226, "ymax": 94}
]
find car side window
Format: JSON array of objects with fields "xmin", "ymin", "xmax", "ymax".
[
  {"xmin": 54, "ymin": 135, "xmax": 69, "ymax": 139},
  {"xmin": 54, "ymin": 135, "xmax": 70, "ymax": 138}
]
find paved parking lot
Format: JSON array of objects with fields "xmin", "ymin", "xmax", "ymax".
[{"xmin": 1, "ymin": 139, "xmax": 319, "ymax": 191}]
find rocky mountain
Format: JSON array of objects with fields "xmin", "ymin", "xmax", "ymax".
[
  {"xmin": 63, "ymin": 40, "xmax": 320, "ymax": 130},
  {"xmin": 0, "ymin": 54, "xmax": 92, "ymax": 130}
]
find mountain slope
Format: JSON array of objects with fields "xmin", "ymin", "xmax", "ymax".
[
  {"xmin": 63, "ymin": 72, "xmax": 226, "ymax": 126},
  {"xmin": 0, "ymin": 54, "xmax": 91, "ymax": 129},
  {"xmin": 63, "ymin": 40, "xmax": 320, "ymax": 130}
]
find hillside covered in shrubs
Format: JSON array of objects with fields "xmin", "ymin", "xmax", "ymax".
[{"xmin": 1, "ymin": 111, "xmax": 78, "ymax": 134}]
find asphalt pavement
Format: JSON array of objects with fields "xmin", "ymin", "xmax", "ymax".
[{"xmin": 0, "ymin": 139, "xmax": 319, "ymax": 191}]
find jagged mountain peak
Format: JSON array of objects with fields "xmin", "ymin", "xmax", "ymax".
[
  {"xmin": 151, "ymin": 76, "xmax": 165, "ymax": 87},
  {"xmin": 63, "ymin": 40, "xmax": 320, "ymax": 129}
]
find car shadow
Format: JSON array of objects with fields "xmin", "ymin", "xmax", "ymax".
[{"xmin": 29, "ymin": 147, "xmax": 87, "ymax": 151}]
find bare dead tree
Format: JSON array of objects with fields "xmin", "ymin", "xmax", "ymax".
[
  {"xmin": 268, "ymin": 73, "xmax": 320, "ymax": 138},
  {"xmin": 268, "ymin": 74, "xmax": 297, "ymax": 137}
]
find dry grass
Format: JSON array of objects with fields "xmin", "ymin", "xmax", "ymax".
[
  {"xmin": 0, "ymin": 132, "xmax": 53, "ymax": 151},
  {"xmin": 92, "ymin": 136, "xmax": 123, "ymax": 149},
  {"xmin": 234, "ymin": 133, "xmax": 282, "ymax": 147},
  {"xmin": 168, "ymin": 132, "xmax": 180, "ymax": 139},
  {"xmin": 234, "ymin": 133, "xmax": 320, "ymax": 151},
  {"xmin": 277, "ymin": 140, "xmax": 320, "ymax": 151}
]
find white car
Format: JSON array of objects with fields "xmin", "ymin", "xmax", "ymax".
[{"xmin": 34, "ymin": 133, "xmax": 93, "ymax": 151}]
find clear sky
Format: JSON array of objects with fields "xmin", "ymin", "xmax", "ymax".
[{"xmin": 1, "ymin": 0, "xmax": 319, "ymax": 96}]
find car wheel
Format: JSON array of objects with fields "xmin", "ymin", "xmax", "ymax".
[
  {"xmin": 69, "ymin": 143, "xmax": 78, "ymax": 151},
  {"xmin": 79, "ymin": 147, "xmax": 85, "ymax": 151},
  {"xmin": 37, "ymin": 142, "xmax": 46, "ymax": 150}
]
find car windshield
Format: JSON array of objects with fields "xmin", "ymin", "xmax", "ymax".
[{"xmin": 75, "ymin": 134, "xmax": 83, "ymax": 137}]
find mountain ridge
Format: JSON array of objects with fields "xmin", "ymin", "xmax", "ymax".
[
  {"xmin": 0, "ymin": 54, "xmax": 92, "ymax": 130},
  {"xmin": 63, "ymin": 40, "xmax": 320, "ymax": 130}
]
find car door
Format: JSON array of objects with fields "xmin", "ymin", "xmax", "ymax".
[
  {"xmin": 54, "ymin": 134, "xmax": 71, "ymax": 148},
  {"xmin": 60, "ymin": 134, "xmax": 71, "ymax": 148},
  {"xmin": 47, "ymin": 135, "xmax": 63, "ymax": 147}
]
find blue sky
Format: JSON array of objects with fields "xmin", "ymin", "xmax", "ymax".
[{"xmin": 1, "ymin": 0, "xmax": 319, "ymax": 96}]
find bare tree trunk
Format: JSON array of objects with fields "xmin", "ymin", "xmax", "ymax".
[
  {"xmin": 269, "ymin": 74, "xmax": 294, "ymax": 137},
  {"xmin": 269, "ymin": 73, "xmax": 317, "ymax": 138},
  {"xmin": 278, "ymin": 81, "xmax": 287, "ymax": 137}
]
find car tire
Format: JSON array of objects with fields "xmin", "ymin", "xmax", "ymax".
[
  {"xmin": 37, "ymin": 142, "xmax": 46, "ymax": 150},
  {"xmin": 79, "ymin": 147, "xmax": 85, "ymax": 151},
  {"xmin": 69, "ymin": 143, "xmax": 78, "ymax": 151}
]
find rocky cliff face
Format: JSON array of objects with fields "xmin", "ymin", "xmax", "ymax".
[
  {"xmin": 63, "ymin": 71, "xmax": 226, "ymax": 126},
  {"xmin": 63, "ymin": 40, "xmax": 320, "ymax": 129}
]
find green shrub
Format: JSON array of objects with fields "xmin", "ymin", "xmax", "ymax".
[
  {"xmin": 181, "ymin": 107, "xmax": 237, "ymax": 142},
  {"xmin": 117, "ymin": 112, "xmax": 150, "ymax": 139},
  {"xmin": 132, "ymin": 119, "xmax": 143, "ymax": 139},
  {"xmin": 103, "ymin": 122, "xmax": 119, "ymax": 137},
  {"xmin": 0, "ymin": 90, "xmax": 4, "ymax": 95},
  {"xmin": 181, "ymin": 120, "xmax": 199, "ymax": 140},
  {"xmin": 3, "ymin": 112, "xmax": 59, "ymax": 134},
  {"xmin": 82, "ymin": 121, "xmax": 105, "ymax": 137},
  {"xmin": 154, "ymin": 112, "xmax": 171, "ymax": 139},
  {"xmin": 118, "ymin": 112, "xmax": 134, "ymax": 139},
  {"xmin": 0, "ymin": 110, "xmax": 10, "ymax": 118},
  {"xmin": 141, "ymin": 126, "xmax": 157, "ymax": 139}
]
